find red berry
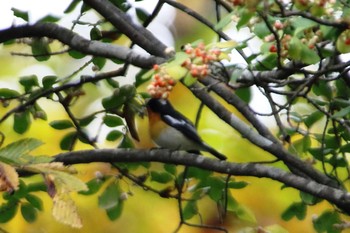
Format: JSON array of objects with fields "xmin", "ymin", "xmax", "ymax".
[
  {"xmin": 345, "ymin": 38, "xmax": 350, "ymax": 45},
  {"xmin": 269, "ymin": 44, "xmax": 277, "ymax": 53}
]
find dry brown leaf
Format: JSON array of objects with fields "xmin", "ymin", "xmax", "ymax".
[
  {"xmin": 0, "ymin": 162, "xmax": 19, "ymax": 193},
  {"xmin": 52, "ymin": 193, "xmax": 83, "ymax": 228}
]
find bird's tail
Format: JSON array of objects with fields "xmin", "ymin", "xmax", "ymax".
[{"xmin": 202, "ymin": 144, "xmax": 227, "ymax": 160}]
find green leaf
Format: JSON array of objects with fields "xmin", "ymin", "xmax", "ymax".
[
  {"xmin": 106, "ymin": 130, "xmax": 123, "ymax": 141},
  {"xmin": 332, "ymin": 106, "xmax": 350, "ymax": 118},
  {"xmin": 214, "ymin": 12, "xmax": 235, "ymax": 30},
  {"xmin": 90, "ymin": 27, "xmax": 102, "ymax": 40},
  {"xmin": 25, "ymin": 194, "xmax": 43, "ymax": 211},
  {"xmin": 21, "ymin": 202, "xmax": 37, "ymax": 223},
  {"xmin": 64, "ymin": 0, "xmax": 81, "ymax": 13},
  {"xmin": 68, "ymin": 50, "xmax": 86, "ymax": 59},
  {"xmin": 135, "ymin": 8, "xmax": 149, "ymax": 22},
  {"xmin": 92, "ymin": 56, "xmax": 106, "ymax": 70},
  {"xmin": 186, "ymin": 167, "xmax": 212, "ymax": 179},
  {"xmin": 304, "ymin": 111, "xmax": 323, "ymax": 128},
  {"xmin": 0, "ymin": 138, "xmax": 43, "ymax": 164},
  {"xmin": 117, "ymin": 135, "xmax": 134, "ymax": 149},
  {"xmin": 103, "ymin": 115, "xmax": 124, "ymax": 127},
  {"xmin": 106, "ymin": 199, "xmax": 123, "ymax": 220},
  {"xmin": 235, "ymin": 87, "xmax": 251, "ymax": 103},
  {"xmin": 313, "ymin": 210, "xmax": 341, "ymax": 233},
  {"xmin": 236, "ymin": 8, "xmax": 254, "ymax": 30},
  {"xmin": 78, "ymin": 115, "xmax": 95, "ymax": 127},
  {"xmin": 0, "ymin": 88, "xmax": 20, "ymax": 98},
  {"xmin": 183, "ymin": 201, "xmax": 198, "ymax": 220},
  {"xmin": 299, "ymin": 191, "xmax": 320, "ymax": 205},
  {"xmin": 254, "ymin": 22, "xmax": 270, "ymax": 39},
  {"xmin": 135, "ymin": 69, "xmax": 154, "ymax": 87},
  {"xmin": 79, "ymin": 178, "xmax": 105, "ymax": 195},
  {"xmin": 14, "ymin": 110, "xmax": 31, "ymax": 134},
  {"xmin": 312, "ymin": 80, "xmax": 332, "ymax": 100},
  {"xmin": 105, "ymin": 79, "xmax": 119, "ymax": 88},
  {"xmin": 31, "ymin": 38, "xmax": 51, "ymax": 61},
  {"xmin": 38, "ymin": 15, "xmax": 60, "ymax": 23},
  {"xmin": 42, "ymin": 75, "xmax": 58, "ymax": 89},
  {"xmin": 281, "ymin": 202, "xmax": 307, "ymax": 221},
  {"xmin": 164, "ymin": 164, "xmax": 177, "ymax": 175},
  {"xmin": 49, "ymin": 120, "xmax": 74, "ymax": 130},
  {"xmin": 234, "ymin": 203, "xmax": 256, "ymax": 223},
  {"xmin": 150, "ymin": 171, "xmax": 173, "ymax": 184},
  {"xmin": 60, "ymin": 132, "xmax": 77, "ymax": 150},
  {"xmin": 11, "ymin": 8, "xmax": 29, "ymax": 21},
  {"xmin": 19, "ymin": 75, "xmax": 39, "ymax": 92},
  {"xmin": 291, "ymin": 17, "xmax": 318, "ymax": 36},
  {"xmin": 0, "ymin": 200, "xmax": 18, "ymax": 223},
  {"xmin": 98, "ymin": 182, "xmax": 120, "ymax": 210},
  {"xmin": 228, "ymin": 180, "xmax": 248, "ymax": 189}
]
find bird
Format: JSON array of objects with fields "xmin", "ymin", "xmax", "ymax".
[{"xmin": 146, "ymin": 98, "xmax": 227, "ymax": 160}]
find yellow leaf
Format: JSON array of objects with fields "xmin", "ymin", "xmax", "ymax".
[
  {"xmin": 210, "ymin": 40, "xmax": 238, "ymax": 49},
  {"xmin": 52, "ymin": 193, "xmax": 83, "ymax": 228},
  {"xmin": 0, "ymin": 162, "xmax": 19, "ymax": 192}
]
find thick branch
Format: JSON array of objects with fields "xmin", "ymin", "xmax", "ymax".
[
  {"xmin": 83, "ymin": 0, "xmax": 171, "ymax": 58},
  {"xmin": 53, "ymin": 148, "xmax": 350, "ymax": 214},
  {"xmin": 0, "ymin": 23, "xmax": 165, "ymax": 68},
  {"xmin": 190, "ymin": 79, "xmax": 338, "ymax": 188}
]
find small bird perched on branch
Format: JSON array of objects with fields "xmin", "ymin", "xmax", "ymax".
[{"xmin": 146, "ymin": 98, "xmax": 227, "ymax": 160}]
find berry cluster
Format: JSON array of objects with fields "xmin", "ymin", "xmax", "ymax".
[
  {"xmin": 147, "ymin": 64, "xmax": 176, "ymax": 99},
  {"xmin": 181, "ymin": 42, "xmax": 221, "ymax": 78}
]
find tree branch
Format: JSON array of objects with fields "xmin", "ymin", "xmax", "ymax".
[
  {"xmin": 53, "ymin": 148, "xmax": 350, "ymax": 214},
  {"xmin": 83, "ymin": 0, "xmax": 172, "ymax": 58},
  {"xmin": 189, "ymin": 78, "xmax": 339, "ymax": 188},
  {"xmin": 0, "ymin": 23, "xmax": 165, "ymax": 68}
]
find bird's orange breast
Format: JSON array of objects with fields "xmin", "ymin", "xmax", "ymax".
[{"xmin": 147, "ymin": 109, "xmax": 168, "ymax": 140}]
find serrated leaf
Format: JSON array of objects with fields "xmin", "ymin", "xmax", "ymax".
[
  {"xmin": 0, "ymin": 138, "xmax": 43, "ymax": 165},
  {"xmin": 11, "ymin": 8, "xmax": 28, "ymax": 21},
  {"xmin": 31, "ymin": 38, "xmax": 51, "ymax": 61},
  {"xmin": 25, "ymin": 194, "xmax": 43, "ymax": 211},
  {"xmin": 79, "ymin": 178, "xmax": 104, "ymax": 196},
  {"xmin": 150, "ymin": 171, "xmax": 173, "ymax": 184},
  {"xmin": 52, "ymin": 194, "xmax": 82, "ymax": 228},
  {"xmin": 50, "ymin": 120, "xmax": 74, "ymax": 130},
  {"xmin": 103, "ymin": 115, "xmax": 124, "ymax": 127},
  {"xmin": 106, "ymin": 130, "xmax": 123, "ymax": 141},
  {"xmin": 21, "ymin": 202, "xmax": 37, "ymax": 223}
]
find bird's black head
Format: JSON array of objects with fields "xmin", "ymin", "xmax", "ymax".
[{"xmin": 146, "ymin": 98, "xmax": 172, "ymax": 113}]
